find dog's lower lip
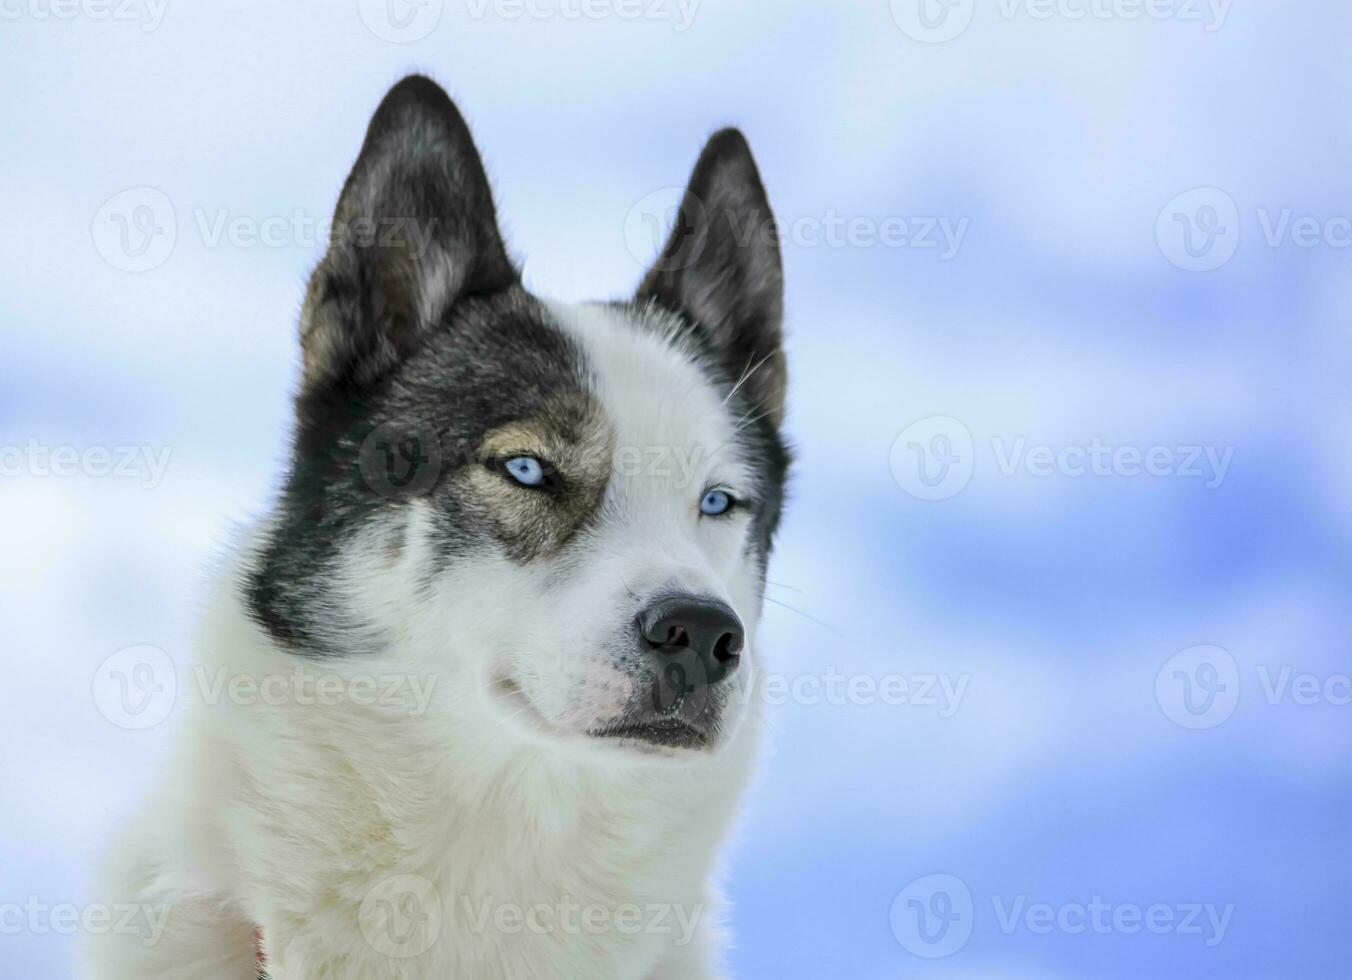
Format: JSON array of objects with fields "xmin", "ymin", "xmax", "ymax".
[{"xmin": 591, "ymin": 719, "xmax": 709, "ymax": 749}]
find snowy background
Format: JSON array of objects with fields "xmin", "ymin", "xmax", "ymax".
[{"xmin": 4, "ymin": 1, "xmax": 1351, "ymax": 976}]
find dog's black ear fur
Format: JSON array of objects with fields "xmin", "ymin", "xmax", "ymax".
[
  {"xmin": 300, "ymin": 75, "xmax": 517, "ymax": 393},
  {"xmin": 636, "ymin": 130, "xmax": 787, "ymax": 428}
]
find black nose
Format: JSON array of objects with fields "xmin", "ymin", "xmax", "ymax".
[{"xmin": 638, "ymin": 595, "xmax": 744, "ymax": 688}]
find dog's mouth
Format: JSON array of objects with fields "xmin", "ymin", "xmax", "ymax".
[
  {"xmin": 485, "ymin": 672, "xmax": 716, "ymax": 754},
  {"xmin": 589, "ymin": 717, "xmax": 710, "ymax": 750}
]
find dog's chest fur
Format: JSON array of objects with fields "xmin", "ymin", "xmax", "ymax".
[{"xmin": 168, "ymin": 583, "xmax": 758, "ymax": 979}]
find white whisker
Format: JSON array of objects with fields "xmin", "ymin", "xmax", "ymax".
[
  {"xmin": 763, "ymin": 596, "xmax": 841, "ymax": 635},
  {"xmin": 721, "ymin": 349, "xmax": 778, "ymax": 409}
]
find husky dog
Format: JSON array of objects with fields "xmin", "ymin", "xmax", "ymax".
[{"xmin": 88, "ymin": 75, "xmax": 789, "ymax": 979}]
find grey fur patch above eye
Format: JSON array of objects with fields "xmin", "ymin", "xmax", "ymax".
[{"xmin": 461, "ymin": 395, "xmax": 614, "ymax": 562}]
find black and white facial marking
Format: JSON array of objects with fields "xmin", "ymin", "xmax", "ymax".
[{"xmin": 245, "ymin": 75, "xmax": 790, "ymax": 755}]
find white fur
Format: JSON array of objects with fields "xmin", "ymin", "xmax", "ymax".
[{"xmin": 87, "ymin": 302, "xmax": 766, "ymax": 979}]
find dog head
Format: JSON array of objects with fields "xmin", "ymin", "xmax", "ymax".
[{"xmin": 246, "ymin": 76, "xmax": 789, "ymax": 758}]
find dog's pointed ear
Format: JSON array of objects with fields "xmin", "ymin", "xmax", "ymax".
[
  {"xmin": 636, "ymin": 129, "xmax": 786, "ymax": 429},
  {"xmin": 300, "ymin": 75, "xmax": 517, "ymax": 392}
]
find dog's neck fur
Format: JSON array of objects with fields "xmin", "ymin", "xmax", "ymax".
[{"xmin": 123, "ymin": 540, "xmax": 762, "ymax": 978}]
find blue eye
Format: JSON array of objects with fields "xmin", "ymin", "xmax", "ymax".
[
  {"xmin": 503, "ymin": 456, "xmax": 546, "ymax": 487},
  {"xmin": 700, "ymin": 489, "xmax": 734, "ymax": 516}
]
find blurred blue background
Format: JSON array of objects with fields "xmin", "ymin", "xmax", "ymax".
[{"xmin": 4, "ymin": 1, "xmax": 1351, "ymax": 976}]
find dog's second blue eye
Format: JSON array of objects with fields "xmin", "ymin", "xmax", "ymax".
[
  {"xmin": 700, "ymin": 489, "xmax": 734, "ymax": 516},
  {"xmin": 504, "ymin": 456, "xmax": 546, "ymax": 487}
]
